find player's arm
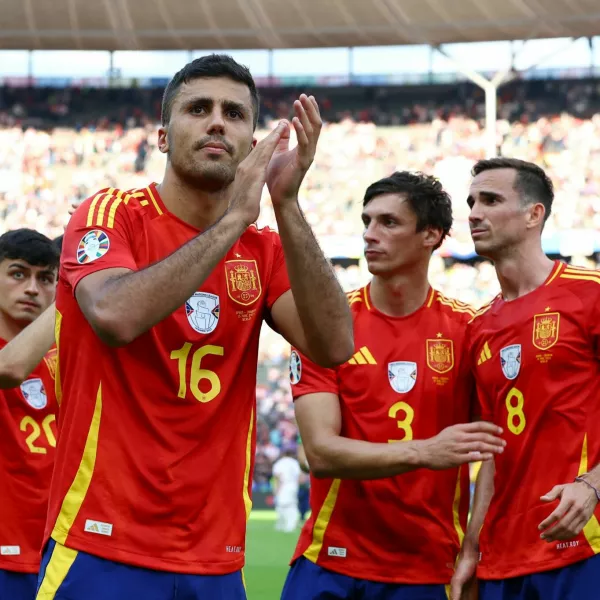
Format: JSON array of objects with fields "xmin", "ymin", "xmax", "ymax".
[
  {"xmin": 297, "ymin": 444, "xmax": 310, "ymax": 474},
  {"xmin": 451, "ymin": 458, "xmax": 495, "ymax": 600},
  {"xmin": 76, "ymin": 124, "xmax": 287, "ymax": 347},
  {"xmin": 0, "ymin": 303, "xmax": 56, "ymax": 387},
  {"xmin": 296, "ymin": 393, "xmax": 505, "ymax": 480},
  {"xmin": 267, "ymin": 96, "xmax": 353, "ymax": 367}
]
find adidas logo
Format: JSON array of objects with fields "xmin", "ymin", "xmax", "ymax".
[
  {"xmin": 348, "ymin": 346, "xmax": 377, "ymax": 365},
  {"xmin": 477, "ymin": 342, "xmax": 492, "ymax": 365}
]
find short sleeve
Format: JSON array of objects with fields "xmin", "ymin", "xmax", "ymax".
[
  {"xmin": 265, "ymin": 233, "xmax": 291, "ymax": 309},
  {"xmin": 465, "ymin": 322, "xmax": 493, "ymax": 422},
  {"xmin": 289, "ymin": 347, "xmax": 338, "ymax": 399},
  {"xmin": 61, "ymin": 190, "xmax": 138, "ymax": 293}
]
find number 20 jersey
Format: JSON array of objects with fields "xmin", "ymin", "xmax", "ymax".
[
  {"xmin": 0, "ymin": 341, "xmax": 58, "ymax": 573},
  {"xmin": 47, "ymin": 185, "xmax": 290, "ymax": 574},
  {"xmin": 468, "ymin": 261, "xmax": 600, "ymax": 580},
  {"xmin": 290, "ymin": 286, "xmax": 474, "ymax": 584}
]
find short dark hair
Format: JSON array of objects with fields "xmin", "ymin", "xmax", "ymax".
[
  {"xmin": 161, "ymin": 54, "xmax": 260, "ymax": 129},
  {"xmin": 363, "ymin": 171, "xmax": 453, "ymax": 251},
  {"xmin": 53, "ymin": 234, "xmax": 64, "ymax": 254},
  {"xmin": 471, "ymin": 158, "xmax": 554, "ymax": 222},
  {"xmin": 0, "ymin": 229, "xmax": 60, "ymax": 270}
]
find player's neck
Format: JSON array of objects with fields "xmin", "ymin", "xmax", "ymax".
[
  {"xmin": 370, "ymin": 268, "xmax": 430, "ymax": 317},
  {"xmin": 157, "ymin": 168, "xmax": 231, "ymax": 231},
  {"xmin": 493, "ymin": 244, "xmax": 555, "ymax": 302},
  {"xmin": 0, "ymin": 312, "xmax": 25, "ymax": 343}
]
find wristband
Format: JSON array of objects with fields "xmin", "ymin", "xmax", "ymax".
[{"xmin": 575, "ymin": 474, "xmax": 600, "ymax": 501}]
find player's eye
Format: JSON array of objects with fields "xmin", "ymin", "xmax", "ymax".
[
  {"xmin": 40, "ymin": 276, "xmax": 55, "ymax": 285},
  {"xmin": 10, "ymin": 271, "xmax": 24, "ymax": 280},
  {"xmin": 227, "ymin": 110, "xmax": 242, "ymax": 119},
  {"xmin": 385, "ymin": 218, "xmax": 396, "ymax": 226},
  {"xmin": 190, "ymin": 105, "xmax": 206, "ymax": 115}
]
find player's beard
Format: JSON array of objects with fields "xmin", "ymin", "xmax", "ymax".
[{"xmin": 167, "ymin": 134, "xmax": 239, "ymax": 193}]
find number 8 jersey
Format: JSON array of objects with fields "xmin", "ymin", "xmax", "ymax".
[
  {"xmin": 468, "ymin": 260, "xmax": 600, "ymax": 580},
  {"xmin": 48, "ymin": 185, "xmax": 290, "ymax": 574}
]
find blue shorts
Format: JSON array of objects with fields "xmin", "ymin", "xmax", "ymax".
[
  {"xmin": 0, "ymin": 569, "xmax": 38, "ymax": 600},
  {"xmin": 480, "ymin": 553, "xmax": 600, "ymax": 600},
  {"xmin": 35, "ymin": 539, "xmax": 246, "ymax": 600},
  {"xmin": 281, "ymin": 556, "xmax": 450, "ymax": 600}
]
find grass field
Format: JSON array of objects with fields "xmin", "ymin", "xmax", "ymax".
[{"xmin": 245, "ymin": 510, "xmax": 300, "ymax": 600}]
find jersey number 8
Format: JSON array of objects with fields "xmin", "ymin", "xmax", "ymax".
[{"xmin": 505, "ymin": 387, "xmax": 526, "ymax": 435}]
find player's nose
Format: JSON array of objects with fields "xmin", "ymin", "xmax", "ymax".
[
  {"xmin": 24, "ymin": 277, "xmax": 40, "ymax": 295},
  {"xmin": 206, "ymin": 109, "xmax": 226, "ymax": 135}
]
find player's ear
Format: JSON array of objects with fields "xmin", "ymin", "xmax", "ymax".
[
  {"xmin": 158, "ymin": 126, "xmax": 169, "ymax": 155},
  {"xmin": 250, "ymin": 138, "xmax": 258, "ymax": 151},
  {"xmin": 526, "ymin": 202, "xmax": 546, "ymax": 230},
  {"xmin": 422, "ymin": 226, "xmax": 443, "ymax": 250}
]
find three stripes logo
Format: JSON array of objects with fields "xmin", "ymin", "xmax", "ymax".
[
  {"xmin": 348, "ymin": 346, "xmax": 377, "ymax": 365},
  {"xmin": 477, "ymin": 341, "xmax": 492, "ymax": 365}
]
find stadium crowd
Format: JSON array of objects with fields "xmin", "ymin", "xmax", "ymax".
[{"xmin": 2, "ymin": 79, "xmax": 600, "ymax": 487}]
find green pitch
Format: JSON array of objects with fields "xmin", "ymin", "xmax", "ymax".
[{"xmin": 245, "ymin": 510, "xmax": 301, "ymax": 600}]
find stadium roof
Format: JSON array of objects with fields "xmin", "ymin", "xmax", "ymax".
[{"xmin": 2, "ymin": 0, "xmax": 599, "ymax": 51}]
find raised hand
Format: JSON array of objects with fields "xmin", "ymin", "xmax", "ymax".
[
  {"xmin": 228, "ymin": 121, "xmax": 288, "ymax": 226},
  {"xmin": 266, "ymin": 94, "xmax": 322, "ymax": 206}
]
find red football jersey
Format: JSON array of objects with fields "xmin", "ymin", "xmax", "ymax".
[
  {"xmin": 47, "ymin": 184, "xmax": 290, "ymax": 574},
  {"xmin": 469, "ymin": 261, "xmax": 600, "ymax": 579},
  {"xmin": 0, "ymin": 341, "xmax": 58, "ymax": 573},
  {"xmin": 290, "ymin": 285, "xmax": 474, "ymax": 584}
]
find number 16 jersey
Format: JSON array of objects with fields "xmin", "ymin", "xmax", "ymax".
[
  {"xmin": 469, "ymin": 261, "xmax": 600, "ymax": 580},
  {"xmin": 48, "ymin": 184, "xmax": 290, "ymax": 574}
]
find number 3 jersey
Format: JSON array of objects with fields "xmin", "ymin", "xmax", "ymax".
[
  {"xmin": 0, "ymin": 341, "xmax": 58, "ymax": 573},
  {"xmin": 48, "ymin": 185, "xmax": 290, "ymax": 574},
  {"xmin": 468, "ymin": 261, "xmax": 600, "ymax": 580},
  {"xmin": 289, "ymin": 286, "xmax": 475, "ymax": 584}
]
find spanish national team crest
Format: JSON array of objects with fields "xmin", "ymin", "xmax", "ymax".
[
  {"xmin": 500, "ymin": 344, "xmax": 521, "ymax": 380},
  {"xmin": 20, "ymin": 378, "xmax": 47, "ymax": 410},
  {"xmin": 388, "ymin": 362, "xmax": 417, "ymax": 394},
  {"xmin": 289, "ymin": 350, "xmax": 302, "ymax": 385},
  {"xmin": 77, "ymin": 230, "xmax": 110, "ymax": 264},
  {"xmin": 533, "ymin": 312, "xmax": 560, "ymax": 351},
  {"xmin": 185, "ymin": 292, "xmax": 220, "ymax": 334},
  {"xmin": 426, "ymin": 339, "xmax": 454, "ymax": 374},
  {"xmin": 43, "ymin": 348, "xmax": 58, "ymax": 381},
  {"xmin": 225, "ymin": 260, "xmax": 262, "ymax": 306}
]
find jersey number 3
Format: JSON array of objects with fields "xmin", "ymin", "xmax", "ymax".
[
  {"xmin": 171, "ymin": 343, "xmax": 224, "ymax": 403},
  {"xmin": 388, "ymin": 401, "xmax": 415, "ymax": 442}
]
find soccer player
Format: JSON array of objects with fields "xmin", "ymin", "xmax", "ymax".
[
  {"xmin": 273, "ymin": 445, "xmax": 302, "ymax": 533},
  {"xmin": 451, "ymin": 157, "xmax": 600, "ymax": 600},
  {"xmin": 0, "ymin": 229, "xmax": 59, "ymax": 600},
  {"xmin": 35, "ymin": 54, "xmax": 353, "ymax": 600},
  {"xmin": 282, "ymin": 172, "xmax": 505, "ymax": 600}
]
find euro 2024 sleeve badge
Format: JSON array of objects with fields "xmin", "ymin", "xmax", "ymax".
[{"xmin": 77, "ymin": 230, "xmax": 110, "ymax": 264}]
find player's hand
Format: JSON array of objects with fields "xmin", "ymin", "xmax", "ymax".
[
  {"xmin": 266, "ymin": 94, "xmax": 321, "ymax": 206},
  {"xmin": 68, "ymin": 199, "xmax": 83, "ymax": 216},
  {"xmin": 538, "ymin": 481, "xmax": 599, "ymax": 542},
  {"xmin": 451, "ymin": 546, "xmax": 479, "ymax": 600},
  {"xmin": 421, "ymin": 422, "xmax": 505, "ymax": 470},
  {"xmin": 229, "ymin": 121, "xmax": 288, "ymax": 226}
]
